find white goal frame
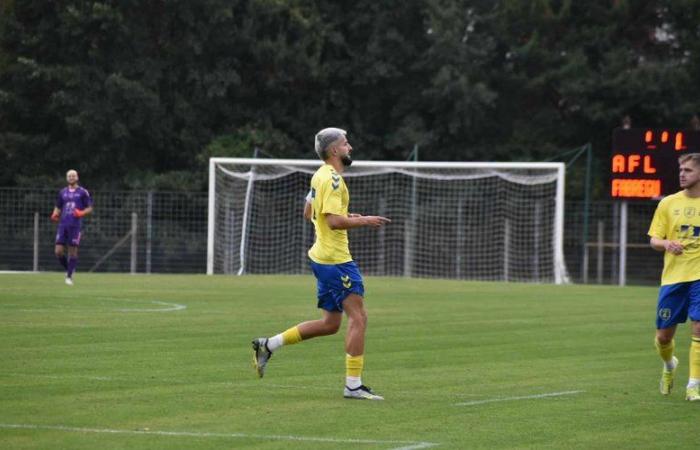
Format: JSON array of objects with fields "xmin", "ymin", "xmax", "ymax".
[{"xmin": 207, "ymin": 158, "xmax": 566, "ymax": 284}]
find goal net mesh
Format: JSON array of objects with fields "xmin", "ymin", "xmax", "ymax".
[{"xmin": 209, "ymin": 160, "xmax": 565, "ymax": 283}]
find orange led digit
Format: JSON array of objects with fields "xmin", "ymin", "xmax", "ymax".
[
  {"xmin": 661, "ymin": 130, "xmax": 669, "ymax": 143},
  {"xmin": 675, "ymin": 132, "xmax": 685, "ymax": 151}
]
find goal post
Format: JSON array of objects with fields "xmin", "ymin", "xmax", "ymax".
[{"xmin": 207, "ymin": 158, "xmax": 567, "ymax": 284}]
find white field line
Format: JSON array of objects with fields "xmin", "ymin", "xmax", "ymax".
[
  {"xmin": 0, "ymin": 292, "xmax": 186, "ymax": 313},
  {"xmin": 455, "ymin": 390, "xmax": 585, "ymax": 406},
  {"xmin": 0, "ymin": 424, "xmax": 439, "ymax": 449},
  {"xmin": 0, "ymin": 271, "xmax": 39, "ymax": 274},
  {"xmin": 1, "ymin": 373, "xmax": 114, "ymax": 381},
  {"xmin": 115, "ymin": 300, "xmax": 186, "ymax": 312}
]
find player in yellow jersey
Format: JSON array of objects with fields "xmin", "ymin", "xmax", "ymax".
[
  {"xmin": 649, "ymin": 153, "xmax": 700, "ymax": 401},
  {"xmin": 252, "ymin": 127, "xmax": 391, "ymax": 400}
]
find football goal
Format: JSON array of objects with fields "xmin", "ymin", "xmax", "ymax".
[{"xmin": 207, "ymin": 158, "xmax": 567, "ymax": 284}]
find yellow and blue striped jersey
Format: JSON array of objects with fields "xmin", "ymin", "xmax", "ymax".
[
  {"xmin": 648, "ymin": 190, "xmax": 700, "ymax": 285},
  {"xmin": 308, "ymin": 164, "xmax": 352, "ymax": 264}
]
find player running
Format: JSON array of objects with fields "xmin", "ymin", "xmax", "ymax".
[
  {"xmin": 252, "ymin": 127, "xmax": 391, "ymax": 400},
  {"xmin": 50, "ymin": 169, "xmax": 93, "ymax": 285}
]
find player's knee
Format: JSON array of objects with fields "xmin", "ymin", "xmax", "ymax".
[
  {"xmin": 656, "ymin": 331, "xmax": 673, "ymax": 345},
  {"xmin": 327, "ymin": 321, "xmax": 341, "ymax": 335},
  {"xmin": 322, "ymin": 317, "xmax": 341, "ymax": 335},
  {"xmin": 692, "ymin": 321, "xmax": 700, "ymax": 337},
  {"xmin": 54, "ymin": 248, "xmax": 64, "ymax": 257}
]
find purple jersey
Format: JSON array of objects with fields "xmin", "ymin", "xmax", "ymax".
[{"xmin": 55, "ymin": 186, "xmax": 93, "ymax": 228}]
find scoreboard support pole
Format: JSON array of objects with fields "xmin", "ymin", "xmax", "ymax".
[{"xmin": 619, "ymin": 201, "xmax": 628, "ymax": 286}]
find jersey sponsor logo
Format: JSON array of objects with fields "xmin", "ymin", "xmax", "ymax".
[
  {"xmin": 658, "ymin": 308, "xmax": 672, "ymax": 321},
  {"xmin": 678, "ymin": 224, "xmax": 700, "ymax": 238},
  {"xmin": 341, "ymin": 274, "xmax": 352, "ymax": 289}
]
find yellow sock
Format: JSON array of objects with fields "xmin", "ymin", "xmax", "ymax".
[
  {"xmin": 346, "ymin": 354, "xmax": 364, "ymax": 378},
  {"xmin": 655, "ymin": 337, "xmax": 674, "ymax": 363},
  {"xmin": 690, "ymin": 338, "xmax": 700, "ymax": 380},
  {"xmin": 281, "ymin": 326, "xmax": 302, "ymax": 345}
]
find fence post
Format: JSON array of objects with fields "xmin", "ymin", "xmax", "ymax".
[
  {"xmin": 33, "ymin": 212, "xmax": 39, "ymax": 272},
  {"xmin": 130, "ymin": 212, "xmax": 137, "ymax": 274},
  {"xmin": 611, "ymin": 203, "xmax": 619, "ymax": 282},
  {"xmin": 619, "ymin": 201, "xmax": 628, "ymax": 286},
  {"xmin": 403, "ymin": 144, "xmax": 418, "ymax": 277},
  {"xmin": 596, "ymin": 220, "xmax": 604, "ymax": 284},
  {"xmin": 146, "ymin": 192, "xmax": 153, "ymax": 274},
  {"xmin": 504, "ymin": 218, "xmax": 510, "ymax": 281}
]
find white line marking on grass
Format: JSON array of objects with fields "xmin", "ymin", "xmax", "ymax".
[
  {"xmin": 455, "ymin": 390, "xmax": 585, "ymax": 406},
  {"xmin": 1, "ymin": 373, "xmax": 114, "ymax": 381},
  {"xmin": 0, "ymin": 424, "xmax": 439, "ymax": 449},
  {"xmin": 0, "ymin": 293, "xmax": 186, "ymax": 313},
  {"xmin": 115, "ymin": 300, "xmax": 186, "ymax": 312}
]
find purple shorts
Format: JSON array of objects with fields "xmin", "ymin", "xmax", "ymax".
[{"xmin": 55, "ymin": 224, "xmax": 82, "ymax": 247}]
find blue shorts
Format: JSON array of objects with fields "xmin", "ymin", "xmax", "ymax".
[
  {"xmin": 309, "ymin": 260, "xmax": 365, "ymax": 312},
  {"xmin": 55, "ymin": 224, "xmax": 82, "ymax": 247},
  {"xmin": 656, "ymin": 280, "xmax": 700, "ymax": 329}
]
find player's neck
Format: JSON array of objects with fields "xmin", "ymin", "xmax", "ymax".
[
  {"xmin": 684, "ymin": 184, "xmax": 700, "ymax": 198},
  {"xmin": 326, "ymin": 159, "xmax": 344, "ymax": 173},
  {"xmin": 67, "ymin": 183, "xmax": 78, "ymax": 190}
]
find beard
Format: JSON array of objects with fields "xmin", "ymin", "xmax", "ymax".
[{"xmin": 341, "ymin": 155, "xmax": 353, "ymax": 167}]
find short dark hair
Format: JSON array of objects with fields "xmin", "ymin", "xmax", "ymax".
[{"xmin": 679, "ymin": 153, "xmax": 700, "ymax": 167}]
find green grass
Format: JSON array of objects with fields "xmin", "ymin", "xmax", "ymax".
[{"xmin": 1, "ymin": 273, "xmax": 699, "ymax": 449}]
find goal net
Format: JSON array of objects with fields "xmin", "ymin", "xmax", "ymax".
[{"xmin": 207, "ymin": 158, "xmax": 567, "ymax": 284}]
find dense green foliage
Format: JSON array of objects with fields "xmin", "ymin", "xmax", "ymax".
[
  {"xmin": 2, "ymin": 0, "xmax": 700, "ymax": 194},
  {"xmin": 1, "ymin": 273, "xmax": 697, "ymax": 448}
]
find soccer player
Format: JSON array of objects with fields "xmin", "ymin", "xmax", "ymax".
[
  {"xmin": 252, "ymin": 127, "xmax": 391, "ymax": 400},
  {"xmin": 649, "ymin": 153, "xmax": 700, "ymax": 401},
  {"xmin": 50, "ymin": 169, "xmax": 93, "ymax": 285}
]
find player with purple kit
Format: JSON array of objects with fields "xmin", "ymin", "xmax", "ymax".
[{"xmin": 50, "ymin": 169, "xmax": 93, "ymax": 285}]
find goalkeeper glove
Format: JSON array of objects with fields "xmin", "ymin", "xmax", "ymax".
[
  {"xmin": 72, "ymin": 209, "xmax": 86, "ymax": 218},
  {"xmin": 50, "ymin": 211, "xmax": 60, "ymax": 222}
]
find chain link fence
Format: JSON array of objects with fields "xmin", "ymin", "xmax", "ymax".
[
  {"xmin": 0, "ymin": 188, "xmax": 663, "ymax": 284},
  {"xmin": 565, "ymin": 200, "xmax": 661, "ymax": 286},
  {"xmin": 0, "ymin": 188, "xmax": 207, "ymax": 273}
]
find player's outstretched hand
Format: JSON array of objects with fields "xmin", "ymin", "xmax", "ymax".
[
  {"xmin": 364, "ymin": 216, "xmax": 391, "ymax": 228},
  {"xmin": 72, "ymin": 209, "xmax": 85, "ymax": 218},
  {"xmin": 50, "ymin": 211, "xmax": 60, "ymax": 222}
]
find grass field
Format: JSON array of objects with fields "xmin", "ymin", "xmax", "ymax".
[{"xmin": 1, "ymin": 273, "xmax": 699, "ymax": 449}]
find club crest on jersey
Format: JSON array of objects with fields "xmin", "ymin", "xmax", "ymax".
[
  {"xmin": 658, "ymin": 308, "xmax": 672, "ymax": 321},
  {"xmin": 684, "ymin": 207, "xmax": 696, "ymax": 218}
]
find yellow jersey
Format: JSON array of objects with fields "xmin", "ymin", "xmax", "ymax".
[
  {"xmin": 308, "ymin": 164, "xmax": 352, "ymax": 264},
  {"xmin": 648, "ymin": 190, "xmax": 700, "ymax": 285}
]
